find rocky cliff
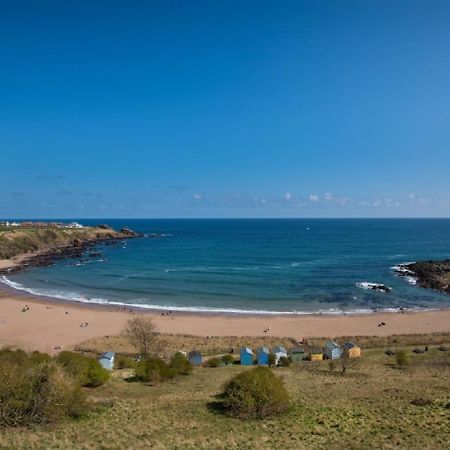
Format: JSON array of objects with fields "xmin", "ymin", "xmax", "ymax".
[{"xmin": 0, "ymin": 226, "xmax": 139, "ymax": 272}]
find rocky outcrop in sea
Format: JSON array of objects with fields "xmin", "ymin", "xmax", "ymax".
[{"xmin": 394, "ymin": 260, "xmax": 450, "ymax": 294}]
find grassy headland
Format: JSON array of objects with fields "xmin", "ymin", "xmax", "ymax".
[{"xmin": 0, "ymin": 225, "xmax": 137, "ymax": 272}]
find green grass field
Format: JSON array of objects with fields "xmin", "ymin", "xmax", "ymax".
[{"xmin": 1, "ymin": 344, "xmax": 449, "ymax": 450}]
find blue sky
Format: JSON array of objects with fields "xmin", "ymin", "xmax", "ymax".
[{"xmin": 1, "ymin": 0, "xmax": 450, "ymax": 218}]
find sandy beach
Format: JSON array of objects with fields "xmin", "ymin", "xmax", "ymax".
[{"xmin": 1, "ymin": 286, "xmax": 449, "ymax": 354}]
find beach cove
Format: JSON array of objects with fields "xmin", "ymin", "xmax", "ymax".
[{"xmin": 1, "ymin": 285, "xmax": 449, "ymax": 354}]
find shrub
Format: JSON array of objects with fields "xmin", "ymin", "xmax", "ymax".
[
  {"xmin": 205, "ymin": 357, "xmax": 223, "ymax": 368},
  {"xmin": 222, "ymin": 366, "xmax": 290, "ymax": 419},
  {"xmin": 0, "ymin": 360, "xmax": 88, "ymax": 427},
  {"xmin": 268, "ymin": 353, "xmax": 276, "ymax": 367},
  {"xmin": 115, "ymin": 354, "xmax": 136, "ymax": 370},
  {"xmin": 29, "ymin": 351, "xmax": 52, "ymax": 366},
  {"xmin": 222, "ymin": 354, "xmax": 234, "ymax": 366},
  {"xmin": 135, "ymin": 356, "xmax": 175, "ymax": 383},
  {"xmin": 123, "ymin": 316, "xmax": 158, "ymax": 356},
  {"xmin": 395, "ymin": 350, "xmax": 410, "ymax": 368},
  {"xmin": 279, "ymin": 356, "xmax": 290, "ymax": 367},
  {"xmin": 0, "ymin": 348, "xmax": 29, "ymax": 367},
  {"xmin": 55, "ymin": 351, "xmax": 109, "ymax": 387},
  {"xmin": 169, "ymin": 353, "xmax": 192, "ymax": 375}
]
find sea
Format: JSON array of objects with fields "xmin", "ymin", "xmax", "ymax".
[{"xmin": 2, "ymin": 219, "xmax": 450, "ymax": 315}]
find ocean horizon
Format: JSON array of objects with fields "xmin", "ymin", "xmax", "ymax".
[{"xmin": 2, "ymin": 218, "xmax": 450, "ymax": 314}]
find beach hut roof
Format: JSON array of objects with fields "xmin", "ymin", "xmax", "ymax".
[
  {"xmin": 308, "ymin": 346, "xmax": 322, "ymax": 354},
  {"xmin": 257, "ymin": 346, "xmax": 270, "ymax": 354},
  {"xmin": 289, "ymin": 347, "xmax": 305, "ymax": 354},
  {"xmin": 240, "ymin": 347, "xmax": 253, "ymax": 355},
  {"xmin": 325, "ymin": 341, "xmax": 340, "ymax": 350},
  {"xmin": 101, "ymin": 352, "xmax": 115, "ymax": 360},
  {"xmin": 343, "ymin": 341, "xmax": 358, "ymax": 349},
  {"xmin": 272, "ymin": 345, "xmax": 287, "ymax": 353}
]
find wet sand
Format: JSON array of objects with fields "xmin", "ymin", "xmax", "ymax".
[{"xmin": 1, "ymin": 287, "xmax": 449, "ymax": 354}]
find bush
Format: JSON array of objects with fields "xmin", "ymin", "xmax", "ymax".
[
  {"xmin": 169, "ymin": 353, "xmax": 192, "ymax": 375},
  {"xmin": 278, "ymin": 356, "xmax": 290, "ymax": 367},
  {"xmin": 395, "ymin": 350, "xmax": 410, "ymax": 368},
  {"xmin": 222, "ymin": 366, "xmax": 290, "ymax": 418},
  {"xmin": 0, "ymin": 359, "xmax": 88, "ymax": 427},
  {"xmin": 114, "ymin": 354, "xmax": 136, "ymax": 370},
  {"xmin": 55, "ymin": 351, "xmax": 109, "ymax": 387},
  {"xmin": 222, "ymin": 354, "xmax": 234, "ymax": 366},
  {"xmin": 0, "ymin": 348, "xmax": 29, "ymax": 367},
  {"xmin": 268, "ymin": 353, "xmax": 276, "ymax": 367},
  {"xmin": 135, "ymin": 356, "xmax": 175, "ymax": 383},
  {"xmin": 205, "ymin": 357, "xmax": 223, "ymax": 368}
]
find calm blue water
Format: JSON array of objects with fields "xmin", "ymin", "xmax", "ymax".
[{"xmin": 3, "ymin": 219, "xmax": 450, "ymax": 314}]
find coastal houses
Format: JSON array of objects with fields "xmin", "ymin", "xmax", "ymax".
[
  {"xmin": 289, "ymin": 346, "xmax": 306, "ymax": 362},
  {"xmin": 240, "ymin": 347, "xmax": 254, "ymax": 366},
  {"xmin": 188, "ymin": 351, "xmax": 203, "ymax": 366},
  {"xmin": 324, "ymin": 341, "xmax": 342, "ymax": 360},
  {"xmin": 256, "ymin": 346, "xmax": 270, "ymax": 365},
  {"xmin": 98, "ymin": 352, "xmax": 115, "ymax": 370},
  {"xmin": 272, "ymin": 345, "xmax": 288, "ymax": 365},
  {"xmin": 343, "ymin": 341, "xmax": 361, "ymax": 358}
]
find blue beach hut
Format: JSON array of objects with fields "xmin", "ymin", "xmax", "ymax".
[
  {"xmin": 188, "ymin": 351, "xmax": 203, "ymax": 366},
  {"xmin": 240, "ymin": 347, "xmax": 254, "ymax": 366},
  {"xmin": 256, "ymin": 346, "xmax": 270, "ymax": 365},
  {"xmin": 98, "ymin": 352, "xmax": 115, "ymax": 370},
  {"xmin": 324, "ymin": 341, "xmax": 342, "ymax": 360}
]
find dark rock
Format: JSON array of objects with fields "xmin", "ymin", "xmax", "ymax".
[
  {"xmin": 98, "ymin": 224, "xmax": 111, "ymax": 229},
  {"xmin": 395, "ymin": 260, "xmax": 450, "ymax": 294},
  {"xmin": 120, "ymin": 228, "xmax": 138, "ymax": 237},
  {"xmin": 385, "ymin": 349, "xmax": 395, "ymax": 356}
]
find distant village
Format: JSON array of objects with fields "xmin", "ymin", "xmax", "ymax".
[{"xmin": 0, "ymin": 221, "xmax": 85, "ymax": 229}]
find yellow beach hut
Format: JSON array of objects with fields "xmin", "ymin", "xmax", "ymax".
[
  {"xmin": 343, "ymin": 341, "xmax": 361, "ymax": 358},
  {"xmin": 308, "ymin": 347, "xmax": 323, "ymax": 361}
]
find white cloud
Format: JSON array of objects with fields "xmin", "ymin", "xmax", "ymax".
[
  {"xmin": 192, "ymin": 193, "xmax": 203, "ymax": 200},
  {"xmin": 309, "ymin": 194, "xmax": 319, "ymax": 202},
  {"xmin": 261, "ymin": 198, "xmax": 267, "ymax": 204},
  {"xmin": 324, "ymin": 192, "xmax": 334, "ymax": 201},
  {"xmin": 284, "ymin": 192, "xmax": 292, "ymax": 200}
]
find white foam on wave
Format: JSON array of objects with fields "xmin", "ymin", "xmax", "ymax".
[
  {"xmin": 391, "ymin": 262, "xmax": 418, "ymax": 285},
  {"xmin": 0, "ymin": 275, "xmax": 425, "ymax": 316},
  {"xmin": 163, "ymin": 263, "xmax": 300, "ymax": 273}
]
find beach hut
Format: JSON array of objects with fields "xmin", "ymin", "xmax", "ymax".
[
  {"xmin": 256, "ymin": 346, "xmax": 270, "ymax": 365},
  {"xmin": 343, "ymin": 341, "xmax": 361, "ymax": 359},
  {"xmin": 240, "ymin": 347, "xmax": 254, "ymax": 366},
  {"xmin": 272, "ymin": 345, "xmax": 288, "ymax": 365},
  {"xmin": 188, "ymin": 351, "xmax": 203, "ymax": 366},
  {"xmin": 308, "ymin": 347, "xmax": 323, "ymax": 361},
  {"xmin": 324, "ymin": 341, "xmax": 342, "ymax": 360},
  {"xmin": 98, "ymin": 352, "xmax": 115, "ymax": 370},
  {"xmin": 289, "ymin": 346, "xmax": 306, "ymax": 362}
]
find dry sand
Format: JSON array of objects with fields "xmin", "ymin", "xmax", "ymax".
[{"xmin": 1, "ymin": 287, "xmax": 450, "ymax": 354}]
